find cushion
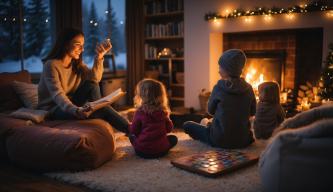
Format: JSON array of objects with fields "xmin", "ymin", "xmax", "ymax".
[
  {"xmin": 274, "ymin": 103, "xmax": 333, "ymax": 135},
  {"xmin": 0, "ymin": 114, "xmax": 31, "ymax": 161},
  {"xmin": 12, "ymin": 81, "xmax": 38, "ymax": 109},
  {"xmin": 0, "ymin": 70, "xmax": 31, "ymax": 112},
  {"xmin": 6, "ymin": 119, "xmax": 116, "ymax": 172},
  {"xmin": 10, "ymin": 108, "xmax": 48, "ymax": 123},
  {"xmin": 259, "ymin": 119, "xmax": 333, "ymax": 192}
]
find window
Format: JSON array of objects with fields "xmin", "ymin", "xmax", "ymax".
[
  {"xmin": 82, "ymin": 0, "xmax": 126, "ymax": 71},
  {"xmin": 0, "ymin": 0, "xmax": 51, "ymax": 73}
]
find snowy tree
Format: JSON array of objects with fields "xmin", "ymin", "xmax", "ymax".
[
  {"xmin": 0, "ymin": 0, "xmax": 21, "ymax": 60},
  {"xmin": 86, "ymin": 2, "xmax": 100, "ymax": 56},
  {"xmin": 24, "ymin": 0, "xmax": 49, "ymax": 57},
  {"xmin": 82, "ymin": 3, "xmax": 89, "ymax": 38},
  {"xmin": 104, "ymin": 0, "xmax": 120, "ymax": 55},
  {"xmin": 117, "ymin": 23, "xmax": 126, "ymax": 52}
]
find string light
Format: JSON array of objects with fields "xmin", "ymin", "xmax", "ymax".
[{"xmin": 205, "ymin": 1, "xmax": 333, "ymax": 21}]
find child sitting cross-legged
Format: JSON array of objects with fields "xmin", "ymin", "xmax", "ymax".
[
  {"xmin": 129, "ymin": 79, "xmax": 178, "ymax": 158},
  {"xmin": 183, "ymin": 49, "xmax": 256, "ymax": 149}
]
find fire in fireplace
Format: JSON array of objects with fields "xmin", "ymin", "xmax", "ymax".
[{"xmin": 242, "ymin": 50, "xmax": 286, "ymax": 91}]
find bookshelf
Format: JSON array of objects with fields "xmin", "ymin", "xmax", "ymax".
[{"xmin": 144, "ymin": 0, "xmax": 184, "ymax": 108}]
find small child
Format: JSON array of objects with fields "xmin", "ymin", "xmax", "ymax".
[
  {"xmin": 254, "ymin": 82, "xmax": 285, "ymax": 139},
  {"xmin": 129, "ymin": 79, "xmax": 178, "ymax": 158},
  {"xmin": 183, "ymin": 49, "xmax": 256, "ymax": 149}
]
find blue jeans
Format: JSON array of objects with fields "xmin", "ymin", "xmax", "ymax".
[
  {"xmin": 52, "ymin": 81, "xmax": 129, "ymax": 133},
  {"xmin": 183, "ymin": 121, "xmax": 212, "ymax": 145}
]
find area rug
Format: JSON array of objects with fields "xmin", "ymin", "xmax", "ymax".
[{"xmin": 46, "ymin": 131, "xmax": 268, "ymax": 192}]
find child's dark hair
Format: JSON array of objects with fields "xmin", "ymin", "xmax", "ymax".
[
  {"xmin": 134, "ymin": 78, "xmax": 170, "ymax": 114},
  {"xmin": 258, "ymin": 82, "xmax": 281, "ymax": 104}
]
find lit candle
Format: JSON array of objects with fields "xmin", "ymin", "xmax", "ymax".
[{"xmin": 281, "ymin": 92, "xmax": 287, "ymax": 103}]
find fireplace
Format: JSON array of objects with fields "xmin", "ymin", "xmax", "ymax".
[
  {"xmin": 223, "ymin": 28, "xmax": 323, "ymax": 113},
  {"xmin": 243, "ymin": 50, "xmax": 286, "ymax": 90},
  {"xmin": 223, "ymin": 28, "xmax": 323, "ymax": 94}
]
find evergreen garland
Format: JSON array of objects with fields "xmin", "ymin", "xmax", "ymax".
[{"xmin": 205, "ymin": 1, "xmax": 333, "ymax": 21}]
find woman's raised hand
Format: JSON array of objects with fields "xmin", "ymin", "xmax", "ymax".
[{"xmin": 95, "ymin": 39, "xmax": 112, "ymax": 60}]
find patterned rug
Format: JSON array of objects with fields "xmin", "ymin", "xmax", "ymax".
[{"xmin": 46, "ymin": 131, "xmax": 267, "ymax": 192}]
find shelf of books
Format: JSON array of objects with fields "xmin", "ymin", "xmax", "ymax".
[{"xmin": 144, "ymin": 0, "xmax": 184, "ymax": 108}]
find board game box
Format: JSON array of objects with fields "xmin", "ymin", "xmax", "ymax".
[{"xmin": 171, "ymin": 150, "xmax": 259, "ymax": 177}]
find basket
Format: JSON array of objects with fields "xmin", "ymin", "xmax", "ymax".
[{"xmin": 199, "ymin": 90, "xmax": 211, "ymax": 112}]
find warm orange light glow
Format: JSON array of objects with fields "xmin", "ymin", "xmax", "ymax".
[
  {"xmin": 264, "ymin": 14, "xmax": 273, "ymax": 22},
  {"xmin": 244, "ymin": 16, "xmax": 252, "ymax": 23},
  {"xmin": 211, "ymin": 17, "xmax": 222, "ymax": 27},
  {"xmin": 286, "ymin": 13, "xmax": 295, "ymax": 20},
  {"xmin": 280, "ymin": 92, "xmax": 288, "ymax": 103},
  {"xmin": 244, "ymin": 67, "xmax": 265, "ymax": 91},
  {"xmin": 327, "ymin": 10, "xmax": 333, "ymax": 18},
  {"xmin": 300, "ymin": 98, "xmax": 311, "ymax": 111}
]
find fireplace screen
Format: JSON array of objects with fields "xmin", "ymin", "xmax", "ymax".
[{"xmin": 242, "ymin": 50, "xmax": 286, "ymax": 90}]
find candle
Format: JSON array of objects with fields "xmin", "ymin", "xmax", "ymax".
[{"xmin": 280, "ymin": 92, "xmax": 287, "ymax": 103}]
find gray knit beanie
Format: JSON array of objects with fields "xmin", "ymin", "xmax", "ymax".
[{"xmin": 218, "ymin": 49, "xmax": 246, "ymax": 77}]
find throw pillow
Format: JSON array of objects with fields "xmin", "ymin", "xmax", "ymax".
[
  {"xmin": 12, "ymin": 81, "xmax": 38, "ymax": 109},
  {"xmin": 0, "ymin": 70, "xmax": 31, "ymax": 112},
  {"xmin": 10, "ymin": 108, "xmax": 48, "ymax": 123}
]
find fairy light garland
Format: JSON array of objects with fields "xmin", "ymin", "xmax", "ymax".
[{"xmin": 205, "ymin": 1, "xmax": 333, "ymax": 21}]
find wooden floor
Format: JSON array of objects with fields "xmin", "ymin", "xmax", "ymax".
[{"xmin": 0, "ymin": 161, "xmax": 95, "ymax": 192}]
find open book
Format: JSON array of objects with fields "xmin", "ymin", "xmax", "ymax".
[{"xmin": 83, "ymin": 88, "xmax": 126, "ymax": 116}]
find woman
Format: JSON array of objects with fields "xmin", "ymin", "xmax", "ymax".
[{"xmin": 37, "ymin": 28, "xmax": 128, "ymax": 133}]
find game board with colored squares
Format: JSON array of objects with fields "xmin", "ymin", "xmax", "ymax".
[{"xmin": 171, "ymin": 150, "xmax": 259, "ymax": 177}]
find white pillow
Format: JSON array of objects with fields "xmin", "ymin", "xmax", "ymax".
[
  {"xmin": 12, "ymin": 81, "xmax": 38, "ymax": 109},
  {"xmin": 10, "ymin": 108, "xmax": 48, "ymax": 123}
]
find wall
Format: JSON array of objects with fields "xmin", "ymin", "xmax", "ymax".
[{"xmin": 184, "ymin": 0, "xmax": 333, "ymax": 109}]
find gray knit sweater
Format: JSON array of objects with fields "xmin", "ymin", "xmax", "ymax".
[{"xmin": 37, "ymin": 58, "xmax": 104, "ymax": 115}]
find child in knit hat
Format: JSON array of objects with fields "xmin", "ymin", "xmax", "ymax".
[
  {"xmin": 183, "ymin": 49, "xmax": 256, "ymax": 148},
  {"xmin": 254, "ymin": 82, "xmax": 285, "ymax": 139}
]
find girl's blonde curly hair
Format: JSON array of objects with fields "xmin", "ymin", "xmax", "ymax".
[{"xmin": 134, "ymin": 78, "xmax": 170, "ymax": 114}]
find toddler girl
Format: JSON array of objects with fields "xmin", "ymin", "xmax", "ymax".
[{"xmin": 129, "ymin": 79, "xmax": 178, "ymax": 158}]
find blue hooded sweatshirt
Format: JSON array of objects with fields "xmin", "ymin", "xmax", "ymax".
[{"xmin": 208, "ymin": 78, "xmax": 256, "ymax": 148}]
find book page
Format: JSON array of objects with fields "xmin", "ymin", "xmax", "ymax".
[{"xmin": 84, "ymin": 88, "xmax": 126, "ymax": 116}]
